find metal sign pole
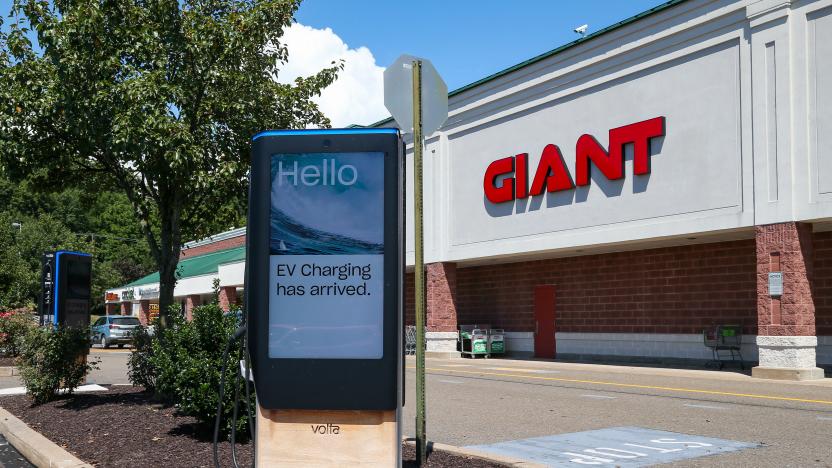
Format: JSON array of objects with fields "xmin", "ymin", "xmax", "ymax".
[{"xmin": 411, "ymin": 59, "xmax": 428, "ymax": 467}]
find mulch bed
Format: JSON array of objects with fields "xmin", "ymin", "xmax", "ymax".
[{"xmin": 0, "ymin": 386, "xmax": 505, "ymax": 467}]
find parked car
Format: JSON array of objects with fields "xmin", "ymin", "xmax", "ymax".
[{"xmin": 90, "ymin": 316, "xmax": 142, "ymax": 348}]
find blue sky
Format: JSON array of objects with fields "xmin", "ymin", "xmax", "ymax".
[
  {"xmin": 294, "ymin": 1, "xmax": 668, "ymax": 92},
  {"xmin": 0, "ymin": 0, "xmax": 670, "ymax": 126}
]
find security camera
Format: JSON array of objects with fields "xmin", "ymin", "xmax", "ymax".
[{"xmin": 574, "ymin": 24, "xmax": 588, "ymax": 36}]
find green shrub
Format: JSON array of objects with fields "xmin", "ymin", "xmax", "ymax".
[
  {"xmin": 17, "ymin": 326, "xmax": 97, "ymax": 404},
  {"xmin": 126, "ymin": 320, "xmax": 157, "ymax": 390},
  {"xmin": 0, "ymin": 309, "xmax": 37, "ymax": 357},
  {"xmin": 128, "ymin": 304, "xmax": 252, "ymax": 438}
]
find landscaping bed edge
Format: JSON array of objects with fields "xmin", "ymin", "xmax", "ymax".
[{"xmin": 0, "ymin": 406, "xmax": 91, "ymax": 468}]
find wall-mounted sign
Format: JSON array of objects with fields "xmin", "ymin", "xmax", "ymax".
[
  {"xmin": 138, "ymin": 286, "xmax": 159, "ymax": 299},
  {"xmin": 121, "ymin": 289, "xmax": 135, "ymax": 301},
  {"xmin": 105, "ymin": 292, "xmax": 119, "ymax": 302},
  {"xmin": 483, "ymin": 117, "xmax": 666, "ymax": 204},
  {"xmin": 768, "ymin": 272, "xmax": 783, "ymax": 297},
  {"xmin": 149, "ymin": 303, "xmax": 160, "ymax": 321}
]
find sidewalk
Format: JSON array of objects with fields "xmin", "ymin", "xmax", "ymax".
[{"xmin": 437, "ymin": 355, "xmax": 832, "ymax": 388}]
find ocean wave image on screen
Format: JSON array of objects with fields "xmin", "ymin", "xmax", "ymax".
[{"xmin": 270, "ymin": 208, "xmax": 383, "ymax": 255}]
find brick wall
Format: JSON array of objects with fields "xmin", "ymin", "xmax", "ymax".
[
  {"xmin": 180, "ymin": 235, "xmax": 246, "ymax": 259},
  {"xmin": 454, "ymin": 240, "xmax": 757, "ymax": 334},
  {"xmin": 812, "ymin": 231, "xmax": 832, "ymax": 335},
  {"xmin": 756, "ymin": 223, "xmax": 815, "ymax": 336}
]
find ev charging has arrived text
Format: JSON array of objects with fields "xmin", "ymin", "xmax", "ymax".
[{"xmin": 275, "ymin": 261, "xmax": 374, "ymax": 297}]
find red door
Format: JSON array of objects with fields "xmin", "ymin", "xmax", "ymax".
[{"xmin": 534, "ymin": 285, "xmax": 556, "ymax": 358}]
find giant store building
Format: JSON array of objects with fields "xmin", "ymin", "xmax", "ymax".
[{"xmin": 107, "ymin": 0, "xmax": 832, "ymax": 379}]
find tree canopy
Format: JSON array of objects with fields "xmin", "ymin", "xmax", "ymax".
[
  {"xmin": 0, "ymin": 172, "xmax": 155, "ymax": 313},
  {"xmin": 0, "ymin": 0, "xmax": 340, "ymax": 320}
]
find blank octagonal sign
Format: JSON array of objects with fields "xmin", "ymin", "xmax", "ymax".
[{"xmin": 383, "ymin": 54, "xmax": 448, "ymax": 135}]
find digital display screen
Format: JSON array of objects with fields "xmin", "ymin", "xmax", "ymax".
[
  {"xmin": 268, "ymin": 152, "xmax": 384, "ymax": 359},
  {"xmin": 62, "ymin": 256, "xmax": 91, "ymax": 328},
  {"xmin": 66, "ymin": 259, "xmax": 91, "ymax": 300}
]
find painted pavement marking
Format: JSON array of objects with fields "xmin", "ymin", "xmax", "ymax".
[
  {"xmin": 409, "ymin": 366, "xmax": 832, "ymax": 406},
  {"xmin": 438, "ymin": 364, "xmax": 471, "ymax": 368},
  {"xmin": 581, "ymin": 394, "xmax": 617, "ymax": 400},
  {"xmin": 0, "ymin": 384, "xmax": 108, "ymax": 396},
  {"xmin": 684, "ymin": 403, "xmax": 728, "ymax": 410},
  {"xmin": 817, "ymin": 416, "xmax": 832, "ymax": 421},
  {"xmin": 436, "ymin": 379, "xmax": 465, "ymax": 384},
  {"xmin": 465, "ymin": 426, "xmax": 759, "ymax": 467}
]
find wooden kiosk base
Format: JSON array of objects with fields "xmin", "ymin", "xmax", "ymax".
[{"xmin": 256, "ymin": 405, "xmax": 399, "ymax": 467}]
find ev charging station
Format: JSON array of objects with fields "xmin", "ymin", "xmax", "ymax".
[
  {"xmin": 39, "ymin": 251, "xmax": 93, "ymax": 328},
  {"xmin": 246, "ymin": 128, "xmax": 403, "ymax": 466}
]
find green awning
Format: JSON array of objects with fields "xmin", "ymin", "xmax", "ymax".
[{"xmin": 124, "ymin": 246, "xmax": 245, "ymax": 287}]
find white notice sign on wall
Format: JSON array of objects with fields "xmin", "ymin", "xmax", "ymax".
[{"xmin": 768, "ymin": 272, "xmax": 783, "ymax": 297}]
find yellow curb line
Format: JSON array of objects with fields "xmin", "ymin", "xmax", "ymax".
[{"xmin": 410, "ymin": 366, "xmax": 832, "ymax": 406}]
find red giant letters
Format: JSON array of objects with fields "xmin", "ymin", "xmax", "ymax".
[{"xmin": 483, "ymin": 117, "xmax": 665, "ymax": 204}]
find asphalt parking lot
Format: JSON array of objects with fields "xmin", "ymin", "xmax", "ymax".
[{"xmin": 402, "ymin": 357, "xmax": 832, "ymax": 467}]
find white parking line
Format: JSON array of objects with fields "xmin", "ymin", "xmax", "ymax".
[
  {"xmin": 817, "ymin": 416, "xmax": 832, "ymax": 421},
  {"xmin": 437, "ymin": 379, "xmax": 464, "ymax": 384},
  {"xmin": 684, "ymin": 403, "xmax": 727, "ymax": 410},
  {"xmin": 580, "ymin": 394, "xmax": 617, "ymax": 399}
]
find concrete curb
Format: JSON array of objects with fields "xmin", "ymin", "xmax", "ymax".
[
  {"xmin": 0, "ymin": 366, "xmax": 19, "ymax": 377},
  {"xmin": 403, "ymin": 438, "xmax": 543, "ymax": 467},
  {"xmin": 0, "ymin": 407, "xmax": 92, "ymax": 468}
]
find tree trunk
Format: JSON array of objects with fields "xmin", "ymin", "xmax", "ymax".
[
  {"xmin": 155, "ymin": 194, "xmax": 183, "ymax": 330},
  {"xmin": 158, "ymin": 257, "xmax": 177, "ymax": 329}
]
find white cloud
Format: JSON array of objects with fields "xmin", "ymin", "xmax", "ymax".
[{"xmin": 278, "ymin": 23, "xmax": 388, "ymax": 128}]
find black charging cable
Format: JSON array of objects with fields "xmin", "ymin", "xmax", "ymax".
[{"xmin": 213, "ymin": 325, "xmax": 255, "ymax": 468}]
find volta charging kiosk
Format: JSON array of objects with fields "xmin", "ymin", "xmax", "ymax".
[
  {"xmin": 247, "ymin": 128, "xmax": 403, "ymax": 467},
  {"xmin": 39, "ymin": 251, "xmax": 93, "ymax": 328}
]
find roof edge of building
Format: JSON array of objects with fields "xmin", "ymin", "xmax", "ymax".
[
  {"xmin": 368, "ymin": 0, "xmax": 689, "ymax": 129},
  {"xmin": 117, "ymin": 245, "xmax": 246, "ymax": 290},
  {"xmin": 182, "ymin": 226, "xmax": 246, "ymax": 250}
]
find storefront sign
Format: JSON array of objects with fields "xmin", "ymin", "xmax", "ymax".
[
  {"xmin": 105, "ymin": 292, "xmax": 119, "ymax": 302},
  {"xmin": 483, "ymin": 117, "xmax": 666, "ymax": 203},
  {"xmin": 121, "ymin": 289, "xmax": 135, "ymax": 301},
  {"xmin": 149, "ymin": 303, "xmax": 160, "ymax": 321},
  {"xmin": 138, "ymin": 286, "xmax": 159, "ymax": 299}
]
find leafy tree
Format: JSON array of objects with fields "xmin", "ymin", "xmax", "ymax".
[
  {"xmin": 0, "ymin": 0, "xmax": 340, "ymax": 325},
  {"xmin": 0, "ymin": 173, "xmax": 154, "ymax": 312},
  {"xmin": 0, "ymin": 212, "xmax": 86, "ymax": 308}
]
